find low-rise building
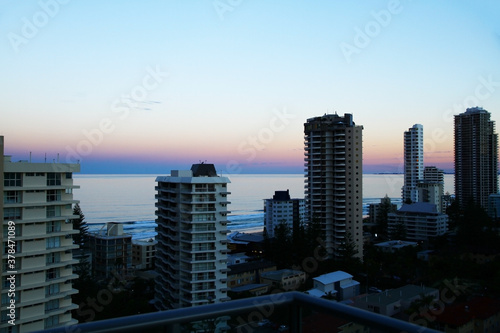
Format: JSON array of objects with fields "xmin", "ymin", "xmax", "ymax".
[
  {"xmin": 89, "ymin": 222, "xmax": 132, "ymax": 281},
  {"xmin": 132, "ymin": 238, "xmax": 157, "ymax": 270},
  {"xmin": 353, "ymin": 285, "xmax": 439, "ymax": 317},
  {"xmin": 260, "ymin": 269, "xmax": 305, "ymax": 291},
  {"xmin": 307, "ymin": 271, "xmax": 360, "ymax": 301},
  {"xmin": 227, "ymin": 252, "xmax": 251, "ymax": 266},
  {"xmin": 228, "ymin": 260, "xmax": 276, "ymax": 289},
  {"xmin": 388, "ymin": 203, "xmax": 448, "ymax": 241},
  {"xmin": 228, "ymin": 232, "xmax": 265, "ymax": 255}
]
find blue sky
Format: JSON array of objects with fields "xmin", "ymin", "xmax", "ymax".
[{"xmin": 1, "ymin": 0, "xmax": 499, "ymax": 174}]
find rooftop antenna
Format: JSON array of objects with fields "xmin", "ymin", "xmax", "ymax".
[
  {"xmin": 29, "ymin": 152, "xmax": 32, "ymax": 163},
  {"xmin": 57, "ymin": 153, "xmax": 59, "ymax": 163},
  {"xmin": 44, "ymin": 153, "xmax": 47, "ymax": 163}
]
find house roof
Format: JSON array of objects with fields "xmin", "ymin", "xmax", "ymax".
[
  {"xmin": 306, "ymin": 288, "xmax": 337, "ymax": 298},
  {"xmin": 313, "ymin": 271, "xmax": 353, "ymax": 284},
  {"xmin": 354, "ymin": 285, "xmax": 438, "ymax": 307}
]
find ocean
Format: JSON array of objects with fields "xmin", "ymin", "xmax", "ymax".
[{"xmin": 73, "ymin": 174, "xmax": 454, "ymax": 240}]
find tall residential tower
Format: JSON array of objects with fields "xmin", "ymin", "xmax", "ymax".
[
  {"xmin": 304, "ymin": 114, "xmax": 363, "ymax": 259},
  {"xmin": 1, "ymin": 136, "xmax": 80, "ymax": 332},
  {"xmin": 154, "ymin": 163, "xmax": 230, "ymax": 310},
  {"xmin": 454, "ymin": 107, "xmax": 498, "ymax": 209},
  {"xmin": 402, "ymin": 124, "xmax": 424, "ymax": 204}
]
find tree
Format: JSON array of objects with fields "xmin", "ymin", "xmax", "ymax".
[
  {"xmin": 338, "ymin": 231, "xmax": 359, "ymax": 261},
  {"xmin": 71, "ymin": 204, "xmax": 92, "ymax": 284},
  {"xmin": 72, "ymin": 203, "xmax": 89, "ymax": 249},
  {"xmin": 376, "ymin": 195, "xmax": 396, "ymax": 239}
]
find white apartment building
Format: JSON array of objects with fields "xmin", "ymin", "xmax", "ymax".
[
  {"xmin": 264, "ymin": 190, "xmax": 305, "ymax": 238},
  {"xmin": 388, "ymin": 202, "xmax": 448, "ymax": 241},
  {"xmin": 307, "ymin": 271, "xmax": 360, "ymax": 301},
  {"xmin": 304, "ymin": 113, "xmax": 364, "ymax": 259},
  {"xmin": 154, "ymin": 164, "xmax": 230, "ymax": 310},
  {"xmin": 402, "ymin": 124, "xmax": 423, "ymax": 204},
  {"xmin": 1, "ymin": 136, "xmax": 80, "ymax": 332}
]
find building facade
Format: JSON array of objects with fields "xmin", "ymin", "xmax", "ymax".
[
  {"xmin": 388, "ymin": 202, "xmax": 448, "ymax": 241},
  {"xmin": 402, "ymin": 124, "xmax": 423, "ymax": 204},
  {"xmin": 263, "ymin": 190, "xmax": 305, "ymax": 238},
  {"xmin": 154, "ymin": 164, "xmax": 230, "ymax": 310},
  {"xmin": 307, "ymin": 271, "xmax": 360, "ymax": 301},
  {"xmin": 304, "ymin": 113, "xmax": 363, "ymax": 259},
  {"xmin": 455, "ymin": 107, "xmax": 498, "ymax": 209},
  {"xmin": 88, "ymin": 222, "xmax": 132, "ymax": 281},
  {"xmin": 417, "ymin": 166, "xmax": 445, "ymax": 213},
  {"xmin": 132, "ymin": 239, "xmax": 157, "ymax": 270},
  {"xmin": 0, "ymin": 136, "xmax": 80, "ymax": 332}
]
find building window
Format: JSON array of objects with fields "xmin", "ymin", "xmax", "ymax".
[
  {"xmin": 46, "ymin": 221, "xmax": 61, "ymax": 233},
  {"xmin": 4, "ymin": 173, "xmax": 22, "ymax": 187},
  {"xmin": 3, "ymin": 208, "xmax": 21, "ymax": 221},
  {"xmin": 45, "ymin": 315, "xmax": 59, "ymax": 328},
  {"xmin": 47, "ymin": 173, "xmax": 61, "ymax": 186},
  {"xmin": 46, "ymin": 237, "xmax": 60, "ymax": 249},
  {"xmin": 46, "ymin": 252, "xmax": 60, "ymax": 264},
  {"xmin": 46, "ymin": 206, "xmax": 61, "ymax": 218},
  {"xmin": 46, "ymin": 268, "xmax": 59, "ymax": 281},
  {"xmin": 4, "ymin": 191, "xmax": 20, "ymax": 204},
  {"xmin": 46, "ymin": 284, "xmax": 60, "ymax": 296},
  {"xmin": 45, "ymin": 299, "xmax": 59, "ymax": 312},
  {"xmin": 46, "ymin": 190, "xmax": 61, "ymax": 202},
  {"xmin": 65, "ymin": 172, "xmax": 72, "ymax": 179}
]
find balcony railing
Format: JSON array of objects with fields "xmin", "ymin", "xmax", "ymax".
[{"xmin": 41, "ymin": 291, "xmax": 442, "ymax": 333}]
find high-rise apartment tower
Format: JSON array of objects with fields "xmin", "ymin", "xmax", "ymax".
[
  {"xmin": 402, "ymin": 124, "xmax": 424, "ymax": 204},
  {"xmin": 454, "ymin": 107, "xmax": 498, "ymax": 209},
  {"xmin": 0, "ymin": 136, "xmax": 80, "ymax": 332},
  {"xmin": 304, "ymin": 114, "xmax": 363, "ymax": 259},
  {"xmin": 154, "ymin": 163, "xmax": 231, "ymax": 310}
]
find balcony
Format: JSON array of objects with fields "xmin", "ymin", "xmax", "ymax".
[{"xmin": 42, "ymin": 291, "xmax": 440, "ymax": 333}]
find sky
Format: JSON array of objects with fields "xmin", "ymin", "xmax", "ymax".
[{"xmin": 1, "ymin": 0, "xmax": 500, "ymax": 174}]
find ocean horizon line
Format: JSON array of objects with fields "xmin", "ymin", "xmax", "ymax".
[{"xmin": 74, "ymin": 172, "xmax": 426, "ymax": 176}]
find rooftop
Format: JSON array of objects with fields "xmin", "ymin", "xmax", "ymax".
[
  {"xmin": 398, "ymin": 202, "xmax": 439, "ymax": 214},
  {"xmin": 313, "ymin": 271, "xmax": 353, "ymax": 284},
  {"xmin": 355, "ymin": 285, "xmax": 438, "ymax": 307}
]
